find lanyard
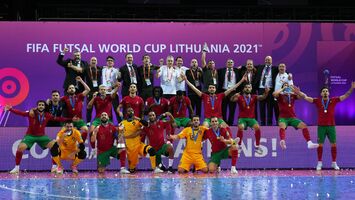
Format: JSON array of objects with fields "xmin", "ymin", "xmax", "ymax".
[
  {"xmin": 69, "ymin": 96, "xmax": 75, "ymax": 109},
  {"xmin": 105, "ymin": 68, "xmax": 113, "ymax": 83},
  {"xmin": 143, "ymin": 65, "xmax": 151, "ymax": 79},
  {"xmin": 177, "ymin": 100, "xmax": 183, "ymax": 113},
  {"xmin": 51, "ymin": 104, "xmax": 59, "ymax": 115},
  {"xmin": 128, "ymin": 65, "xmax": 136, "ymax": 77},
  {"xmin": 89, "ymin": 66, "xmax": 98, "ymax": 80},
  {"xmin": 190, "ymin": 69, "xmax": 199, "ymax": 80},
  {"xmin": 287, "ymin": 94, "xmax": 291, "ymax": 107},
  {"xmin": 243, "ymin": 95, "xmax": 251, "ymax": 108},
  {"xmin": 38, "ymin": 113, "xmax": 44, "ymax": 126},
  {"xmin": 322, "ymin": 98, "xmax": 330, "ymax": 111},
  {"xmin": 212, "ymin": 128, "xmax": 220, "ymax": 138},
  {"xmin": 167, "ymin": 67, "xmax": 173, "ymax": 80},
  {"xmin": 210, "ymin": 95, "xmax": 216, "ymax": 109},
  {"xmin": 154, "ymin": 98, "xmax": 161, "ymax": 105},
  {"xmin": 192, "ymin": 128, "xmax": 199, "ymax": 142}
]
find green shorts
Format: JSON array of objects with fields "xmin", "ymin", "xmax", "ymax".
[
  {"xmin": 74, "ymin": 119, "xmax": 87, "ymax": 129},
  {"xmin": 238, "ymin": 118, "xmax": 258, "ymax": 129},
  {"xmin": 97, "ymin": 146, "xmax": 118, "ymax": 167},
  {"xmin": 174, "ymin": 118, "xmax": 191, "ymax": 127},
  {"xmin": 203, "ymin": 118, "xmax": 226, "ymax": 126},
  {"xmin": 22, "ymin": 135, "xmax": 52, "ymax": 150},
  {"xmin": 318, "ymin": 126, "xmax": 336, "ymax": 144},
  {"xmin": 91, "ymin": 117, "xmax": 113, "ymax": 127},
  {"xmin": 278, "ymin": 118, "xmax": 302, "ymax": 129},
  {"xmin": 209, "ymin": 147, "xmax": 230, "ymax": 165},
  {"xmin": 155, "ymin": 143, "xmax": 170, "ymax": 164}
]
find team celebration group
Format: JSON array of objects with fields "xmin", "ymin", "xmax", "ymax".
[{"xmin": 5, "ymin": 43, "xmax": 355, "ymax": 175}]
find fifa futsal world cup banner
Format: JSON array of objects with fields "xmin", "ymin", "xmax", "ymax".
[{"xmin": 0, "ymin": 22, "xmax": 355, "ymax": 170}]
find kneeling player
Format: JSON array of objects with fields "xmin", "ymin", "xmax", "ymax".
[
  {"xmin": 91, "ymin": 112, "xmax": 130, "ymax": 174},
  {"xmin": 169, "ymin": 115, "xmax": 208, "ymax": 173},
  {"xmin": 204, "ymin": 116, "xmax": 239, "ymax": 174},
  {"xmin": 51, "ymin": 121, "xmax": 86, "ymax": 174}
]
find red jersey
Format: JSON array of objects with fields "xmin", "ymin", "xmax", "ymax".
[
  {"xmin": 204, "ymin": 127, "xmax": 230, "ymax": 153},
  {"xmin": 96, "ymin": 123, "xmax": 118, "ymax": 153},
  {"xmin": 237, "ymin": 94, "xmax": 257, "ymax": 118},
  {"xmin": 93, "ymin": 95, "xmax": 113, "ymax": 118},
  {"xmin": 145, "ymin": 97, "xmax": 170, "ymax": 116},
  {"xmin": 120, "ymin": 95, "xmax": 144, "ymax": 118},
  {"xmin": 313, "ymin": 97, "xmax": 340, "ymax": 126},
  {"xmin": 142, "ymin": 120, "xmax": 170, "ymax": 150},
  {"xmin": 202, "ymin": 93, "xmax": 225, "ymax": 118},
  {"xmin": 9, "ymin": 109, "xmax": 67, "ymax": 136},
  {"xmin": 61, "ymin": 93, "xmax": 85, "ymax": 118},
  {"xmin": 169, "ymin": 96, "xmax": 191, "ymax": 118},
  {"xmin": 277, "ymin": 94, "xmax": 298, "ymax": 118}
]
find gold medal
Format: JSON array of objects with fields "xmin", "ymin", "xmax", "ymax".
[
  {"xmin": 216, "ymin": 137, "xmax": 220, "ymax": 140},
  {"xmin": 324, "ymin": 110, "xmax": 327, "ymax": 113},
  {"xmin": 72, "ymin": 108, "xmax": 75, "ymax": 111},
  {"xmin": 288, "ymin": 104, "xmax": 291, "ymax": 107},
  {"xmin": 212, "ymin": 107, "xmax": 214, "ymax": 110},
  {"xmin": 247, "ymin": 106, "xmax": 250, "ymax": 109}
]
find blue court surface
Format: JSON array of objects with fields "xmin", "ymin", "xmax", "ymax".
[{"xmin": 0, "ymin": 170, "xmax": 354, "ymax": 199}]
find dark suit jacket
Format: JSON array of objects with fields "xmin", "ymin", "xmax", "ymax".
[
  {"xmin": 217, "ymin": 67, "xmax": 240, "ymax": 93},
  {"xmin": 137, "ymin": 65, "xmax": 160, "ymax": 93},
  {"xmin": 119, "ymin": 63, "xmax": 140, "ymax": 97},
  {"xmin": 185, "ymin": 68, "xmax": 203, "ymax": 96},
  {"xmin": 56, "ymin": 54, "xmax": 88, "ymax": 93},
  {"xmin": 84, "ymin": 66, "xmax": 102, "ymax": 92},
  {"xmin": 255, "ymin": 64, "xmax": 278, "ymax": 92},
  {"xmin": 239, "ymin": 67, "xmax": 258, "ymax": 94}
]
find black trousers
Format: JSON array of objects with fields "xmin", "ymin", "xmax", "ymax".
[
  {"xmin": 258, "ymin": 88, "xmax": 278, "ymax": 126},
  {"xmin": 221, "ymin": 92, "xmax": 237, "ymax": 126},
  {"xmin": 188, "ymin": 94, "xmax": 201, "ymax": 117}
]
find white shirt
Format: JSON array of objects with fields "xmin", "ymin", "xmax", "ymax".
[
  {"xmin": 275, "ymin": 72, "xmax": 293, "ymax": 91},
  {"xmin": 259, "ymin": 65, "xmax": 273, "ymax": 89},
  {"xmin": 101, "ymin": 66, "xmax": 120, "ymax": 94},
  {"xmin": 126, "ymin": 63, "xmax": 137, "ymax": 84},
  {"xmin": 158, "ymin": 65, "xmax": 179, "ymax": 95},
  {"xmin": 175, "ymin": 66, "xmax": 189, "ymax": 91},
  {"xmin": 223, "ymin": 68, "xmax": 236, "ymax": 90}
]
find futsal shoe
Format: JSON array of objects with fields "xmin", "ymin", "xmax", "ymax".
[
  {"xmin": 255, "ymin": 146, "xmax": 263, "ymax": 155},
  {"xmin": 280, "ymin": 140, "xmax": 287, "ymax": 150},
  {"xmin": 316, "ymin": 161, "xmax": 322, "ymax": 171},
  {"xmin": 56, "ymin": 166, "xmax": 63, "ymax": 174},
  {"xmin": 120, "ymin": 167, "xmax": 130, "ymax": 174},
  {"xmin": 217, "ymin": 166, "xmax": 221, "ymax": 173},
  {"xmin": 167, "ymin": 167, "xmax": 175, "ymax": 173},
  {"xmin": 154, "ymin": 167, "xmax": 164, "ymax": 173},
  {"xmin": 307, "ymin": 141, "xmax": 319, "ymax": 149},
  {"xmin": 331, "ymin": 162, "xmax": 340, "ymax": 170},
  {"xmin": 51, "ymin": 165, "xmax": 57, "ymax": 173},
  {"xmin": 230, "ymin": 166, "xmax": 238, "ymax": 174},
  {"xmin": 71, "ymin": 165, "xmax": 79, "ymax": 174},
  {"xmin": 9, "ymin": 166, "xmax": 19, "ymax": 174},
  {"xmin": 158, "ymin": 163, "xmax": 167, "ymax": 171}
]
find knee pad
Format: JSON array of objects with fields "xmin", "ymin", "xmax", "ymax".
[
  {"xmin": 147, "ymin": 147, "xmax": 156, "ymax": 156},
  {"xmin": 50, "ymin": 142, "xmax": 59, "ymax": 157},
  {"xmin": 77, "ymin": 149, "xmax": 87, "ymax": 159}
]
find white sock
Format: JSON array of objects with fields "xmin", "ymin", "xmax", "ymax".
[
  {"xmin": 168, "ymin": 159, "xmax": 174, "ymax": 167},
  {"xmin": 52, "ymin": 164, "xmax": 57, "ymax": 168},
  {"xmin": 15, "ymin": 165, "xmax": 19, "ymax": 169}
]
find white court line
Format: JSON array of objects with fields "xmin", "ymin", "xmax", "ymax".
[{"xmin": 0, "ymin": 185, "xmax": 109, "ymax": 200}]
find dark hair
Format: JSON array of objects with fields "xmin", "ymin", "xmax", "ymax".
[
  {"xmin": 152, "ymin": 86, "xmax": 163, "ymax": 97},
  {"xmin": 320, "ymin": 86, "xmax": 329, "ymax": 93},
  {"xmin": 106, "ymin": 56, "xmax": 115, "ymax": 61},
  {"xmin": 191, "ymin": 115, "xmax": 200, "ymax": 120},
  {"xmin": 142, "ymin": 54, "xmax": 150, "ymax": 60},
  {"xmin": 243, "ymin": 83, "xmax": 252, "ymax": 89},
  {"xmin": 64, "ymin": 120, "xmax": 73, "ymax": 124},
  {"xmin": 125, "ymin": 53, "xmax": 133, "ymax": 58},
  {"xmin": 175, "ymin": 56, "xmax": 183, "ymax": 61},
  {"xmin": 66, "ymin": 84, "xmax": 75, "ymax": 91},
  {"xmin": 37, "ymin": 100, "xmax": 46, "ymax": 105},
  {"xmin": 130, "ymin": 83, "xmax": 137, "ymax": 88},
  {"xmin": 51, "ymin": 90, "xmax": 60, "ymax": 94},
  {"xmin": 210, "ymin": 116, "xmax": 218, "ymax": 120},
  {"xmin": 176, "ymin": 90, "xmax": 184, "ymax": 96}
]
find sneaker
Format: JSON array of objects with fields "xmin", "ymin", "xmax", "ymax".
[
  {"xmin": 89, "ymin": 148, "xmax": 97, "ymax": 159},
  {"xmin": 120, "ymin": 167, "xmax": 130, "ymax": 174},
  {"xmin": 234, "ymin": 137, "xmax": 240, "ymax": 147},
  {"xmin": 316, "ymin": 161, "xmax": 322, "ymax": 171},
  {"xmin": 158, "ymin": 163, "xmax": 167, "ymax": 171},
  {"xmin": 307, "ymin": 141, "xmax": 319, "ymax": 149},
  {"xmin": 154, "ymin": 167, "xmax": 164, "ymax": 173},
  {"xmin": 280, "ymin": 140, "xmax": 287, "ymax": 150},
  {"xmin": 191, "ymin": 166, "xmax": 196, "ymax": 173},
  {"xmin": 255, "ymin": 146, "xmax": 263, "ymax": 155},
  {"xmin": 86, "ymin": 122, "xmax": 91, "ymax": 126},
  {"xmin": 167, "ymin": 167, "xmax": 175, "ymax": 174},
  {"xmin": 237, "ymin": 146, "xmax": 242, "ymax": 157},
  {"xmin": 129, "ymin": 168, "xmax": 136, "ymax": 174},
  {"xmin": 51, "ymin": 165, "xmax": 57, "ymax": 173},
  {"xmin": 56, "ymin": 166, "xmax": 63, "ymax": 174},
  {"xmin": 231, "ymin": 166, "xmax": 238, "ymax": 174},
  {"xmin": 9, "ymin": 166, "xmax": 19, "ymax": 174},
  {"xmin": 331, "ymin": 162, "xmax": 340, "ymax": 170},
  {"xmin": 217, "ymin": 166, "xmax": 221, "ymax": 173},
  {"xmin": 71, "ymin": 165, "xmax": 78, "ymax": 174}
]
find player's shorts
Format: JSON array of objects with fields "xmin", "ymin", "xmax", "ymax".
[
  {"xmin": 59, "ymin": 147, "xmax": 79, "ymax": 160},
  {"xmin": 174, "ymin": 118, "xmax": 191, "ymax": 127},
  {"xmin": 22, "ymin": 135, "xmax": 51, "ymax": 150},
  {"xmin": 91, "ymin": 117, "xmax": 113, "ymax": 127},
  {"xmin": 127, "ymin": 142, "xmax": 150, "ymax": 169},
  {"xmin": 155, "ymin": 144, "xmax": 170, "ymax": 164},
  {"xmin": 278, "ymin": 118, "xmax": 302, "ymax": 129},
  {"xmin": 97, "ymin": 146, "xmax": 118, "ymax": 167},
  {"xmin": 178, "ymin": 152, "xmax": 207, "ymax": 171},
  {"xmin": 238, "ymin": 118, "xmax": 258, "ymax": 129},
  {"xmin": 318, "ymin": 126, "xmax": 336, "ymax": 144},
  {"xmin": 203, "ymin": 118, "xmax": 226, "ymax": 126},
  {"xmin": 209, "ymin": 147, "xmax": 230, "ymax": 165},
  {"xmin": 73, "ymin": 119, "xmax": 87, "ymax": 129}
]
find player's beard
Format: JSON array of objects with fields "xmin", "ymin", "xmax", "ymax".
[
  {"xmin": 101, "ymin": 119, "xmax": 108, "ymax": 124},
  {"xmin": 244, "ymin": 90, "xmax": 251, "ymax": 95},
  {"xmin": 127, "ymin": 113, "xmax": 134, "ymax": 119}
]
